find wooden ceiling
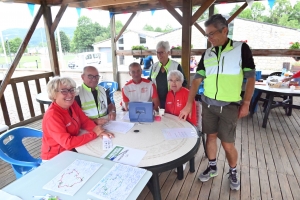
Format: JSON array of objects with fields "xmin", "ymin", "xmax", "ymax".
[{"xmin": 0, "ymin": 0, "xmax": 258, "ymax": 14}]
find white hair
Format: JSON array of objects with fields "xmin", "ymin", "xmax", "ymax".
[
  {"xmin": 156, "ymin": 41, "xmax": 170, "ymax": 52},
  {"xmin": 167, "ymin": 70, "xmax": 184, "ymax": 84},
  {"xmin": 47, "ymin": 76, "xmax": 76, "ymax": 101}
]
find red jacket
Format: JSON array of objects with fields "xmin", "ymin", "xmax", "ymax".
[
  {"xmin": 41, "ymin": 101, "xmax": 97, "ymax": 160},
  {"xmin": 165, "ymin": 87, "xmax": 197, "ymax": 126}
]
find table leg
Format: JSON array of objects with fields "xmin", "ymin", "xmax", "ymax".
[
  {"xmin": 189, "ymin": 157, "xmax": 195, "ymax": 173},
  {"xmin": 250, "ymin": 90, "xmax": 262, "ymax": 117},
  {"xmin": 177, "ymin": 165, "xmax": 184, "ymax": 180},
  {"xmin": 262, "ymin": 93, "xmax": 274, "ymax": 128},
  {"xmin": 147, "ymin": 173, "xmax": 161, "ymax": 200},
  {"xmin": 287, "ymin": 96, "xmax": 293, "ymax": 116}
]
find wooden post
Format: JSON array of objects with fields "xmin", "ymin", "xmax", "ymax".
[
  {"xmin": 42, "ymin": 1, "xmax": 60, "ymax": 76},
  {"xmin": 182, "ymin": 0, "xmax": 192, "ymax": 87},
  {"xmin": 0, "ymin": 6, "xmax": 43, "ymax": 100},
  {"xmin": 110, "ymin": 13, "xmax": 118, "ymax": 85},
  {"xmin": 207, "ymin": 5, "xmax": 214, "ymax": 48},
  {"xmin": 227, "ymin": 3, "xmax": 247, "ymax": 24}
]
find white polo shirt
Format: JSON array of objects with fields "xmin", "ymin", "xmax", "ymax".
[{"xmin": 122, "ymin": 78, "xmax": 158, "ymax": 103}]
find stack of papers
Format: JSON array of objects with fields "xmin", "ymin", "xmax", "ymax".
[
  {"xmin": 162, "ymin": 128, "xmax": 198, "ymax": 140},
  {"xmin": 103, "ymin": 121, "xmax": 134, "ymax": 134}
]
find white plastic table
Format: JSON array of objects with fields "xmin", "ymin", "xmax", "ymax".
[
  {"xmin": 36, "ymin": 92, "xmax": 52, "ymax": 105},
  {"xmin": 251, "ymin": 84, "xmax": 300, "ymax": 128},
  {"xmin": 2, "ymin": 151, "xmax": 152, "ymax": 200},
  {"xmin": 76, "ymin": 112, "xmax": 201, "ymax": 200}
]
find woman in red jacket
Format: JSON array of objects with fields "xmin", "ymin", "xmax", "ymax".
[
  {"xmin": 165, "ymin": 70, "xmax": 197, "ymax": 125},
  {"xmin": 41, "ymin": 77, "xmax": 114, "ymax": 160}
]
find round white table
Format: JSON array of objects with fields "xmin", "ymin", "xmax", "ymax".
[
  {"xmin": 250, "ymin": 84, "xmax": 300, "ymax": 128},
  {"xmin": 36, "ymin": 92, "xmax": 52, "ymax": 105},
  {"xmin": 76, "ymin": 112, "xmax": 202, "ymax": 200}
]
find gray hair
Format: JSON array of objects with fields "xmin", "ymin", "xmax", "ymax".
[
  {"xmin": 205, "ymin": 14, "xmax": 228, "ymax": 32},
  {"xmin": 156, "ymin": 41, "xmax": 170, "ymax": 52},
  {"xmin": 167, "ymin": 70, "xmax": 184, "ymax": 84},
  {"xmin": 47, "ymin": 76, "xmax": 76, "ymax": 101},
  {"xmin": 128, "ymin": 62, "xmax": 141, "ymax": 70},
  {"xmin": 82, "ymin": 66, "xmax": 98, "ymax": 75}
]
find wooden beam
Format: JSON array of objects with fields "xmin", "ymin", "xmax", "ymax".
[
  {"xmin": 227, "ymin": 2, "xmax": 247, "ymax": 24},
  {"xmin": 43, "ymin": 1, "xmax": 60, "ymax": 76},
  {"xmin": 0, "ymin": 6, "xmax": 43, "ymax": 100},
  {"xmin": 182, "ymin": 0, "xmax": 192, "ymax": 87},
  {"xmin": 194, "ymin": 23, "xmax": 205, "ymax": 36},
  {"xmin": 110, "ymin": 14, "xmax": 119, "ymax": 85},
  {"xmin": 51, "ymin": 3, "xmax": 68, "ymax": 34},
  {"xmin": 191, "ymin": 0, "xmax": 215, "ymax": 25},
  {"xmin": 158, "ymin": 0, "xmax": 182, "ymax": 25},
  {"xmin": 115, "ymin": 12, "xmax": 137, "ymax": 42},
  {"xmin": 116, "ymin": 49, "xmax": 300, "ymax": 57},
  {"xmin": 69, "ymin": 0, "xmax": 150, "ymax": 8}
]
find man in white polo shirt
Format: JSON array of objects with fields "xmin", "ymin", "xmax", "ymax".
[{"xmin": 122, "ymin": 62, "xmax": 160, "ymax": 111}]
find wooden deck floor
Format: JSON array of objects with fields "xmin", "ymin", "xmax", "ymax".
[{"xmin": 1, "ymin": 102, "xmax": 300, "ymax": 200}]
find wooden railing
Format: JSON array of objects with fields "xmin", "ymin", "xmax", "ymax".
[
  {"xmin": 116, "ymin": 49, "xmax": 300, "ymax": 57},
  {"xmin": 0, "ymin": 72, "xmax": 54, "ymax": 129}
]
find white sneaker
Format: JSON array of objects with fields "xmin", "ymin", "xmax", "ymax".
[{"xmin": 174, "ymin": 163, "xmax": 187, "ymax": 173}]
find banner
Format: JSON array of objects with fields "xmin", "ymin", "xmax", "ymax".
[
  {"xmin": 27, "ymin": 3, "xmax": 35, "ymax": 17},
  {"xmin": 268, "ymin": 0, "xmax": 275, "ymax": 9},
  {"xmin": 76, "ymin": 7, "xmax": 81, "ymax": 17},
  {"xmin": 151, "ymin": 9, "xmax": 155, "ymax": 16}
]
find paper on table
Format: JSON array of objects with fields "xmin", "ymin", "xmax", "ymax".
[
  {"xmin": 88, "ymin": 163, "xmax": 146, "ymax": 200},
  {"xmin": 122, "ymin": 112, "xmax": 130, "ymax": 121},
  {"xmin": 0, "ymin": 191, "xmax": 22, "ymax": 200},
  {"xmin": 101, "ymin": 145, "xmax": 147, "ymax": 166},
  {"xmin": 162, "ymin": 128, "xmax": 198, "ymax": 140},
  {"xmin": 103, "ymin": 121, "xmax": 134, "ymax": 134},
  {"xmin": 43, "ymin": 159, "xmax": 102, "ymax": 196}
]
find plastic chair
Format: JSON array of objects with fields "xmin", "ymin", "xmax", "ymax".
[
  {"xmin": 142, "ymin": 70, "xmax": 150, "ymax": 77},
  {"xmin": 0, "ymin": 127, "xmax": 42, "ymax": 179},
  {"xmin": 99, "ymin": 81, "xmax": 119, "ymax": 104}
]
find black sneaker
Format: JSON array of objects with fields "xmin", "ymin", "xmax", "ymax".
[
  {"xmin": 227, "ymin": 169, "xmax": 240, "ymax": 190},
  {"xmin": 198, "ymin": 166, "xmax": 218, "ymax": 182}
]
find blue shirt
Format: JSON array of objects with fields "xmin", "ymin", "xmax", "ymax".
[{"xmin": 143, "ymin": 55, "xmax": 153, "ymax": 69}]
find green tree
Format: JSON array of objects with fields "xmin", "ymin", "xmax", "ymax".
[
  {"xmin": 278, "ymin": 14, "xmax": 299, "ymax": 29},
  {"xmin": 269, "ymin": 0, "xmax": 293, "ymax": 24},
  {"xmin": 5, "ymin": 37, "xmax": 24, "ymax": 54},
  {"xmin": 290, "ymin": 1, "xmax": 300, "ymax": 24},
  {"xmin": 55, "ymin": 31, "xmax": 70, "ymax": 53},
  {"xmin": 238, "ymin": 8, "xmax": 252, "ymax": 19},
  {"xmin": 143, "ymin": 24, "xmax": 155, "ymax": 31},
  {"xmin": 251, "ymin": 2, "xmax": 266, "ymax": 20},
  {"xmin": 72, "ymin": 16, "xmax": 104, "ymax": 52},
  {"xmin": 155, "ymin": 27, "xmax": 163, "ymax": 32}
]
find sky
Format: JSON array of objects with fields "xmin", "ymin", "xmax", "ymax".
[{"xmin": 0, "ymin": 0, "xmax": 298, "ymax": 31}]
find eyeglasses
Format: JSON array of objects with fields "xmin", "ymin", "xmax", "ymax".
[
  {"xmin": 87, "ymin": 74, "xmax": 100, "ymax": 80},
  {"xmin": 156, "ymin": 51, "xmax": 165, "ymax": 55},
  {"xmin": 56, "ymin": 88, "xmax": 76, "ymax": 95},
  {"xmin": 168, "ymin": 79, "xmax": 181, "ymax": 83},
  {"xmin": 205, "ymin": 29, "xmax": 222, "ymax": 39}
]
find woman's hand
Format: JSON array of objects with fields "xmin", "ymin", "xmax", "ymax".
[
  {"xmin": 92, "ymin": 125, "xmax": 105, "ymax": 136},
  {"xmin": 95, "ymin": 118, "xmax": 109, "ymax": 125},
  {"xmin": 282, "ymin": 77, "xmax": 292, "ymax": 82},
  {"xmin": 99, "ymin": 131, "xmax": 115, "ymax": 139}
]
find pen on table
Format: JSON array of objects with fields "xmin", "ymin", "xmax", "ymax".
[{"xmin": 32, "ymin": 195, "xmax": 47, "ymax": 199}]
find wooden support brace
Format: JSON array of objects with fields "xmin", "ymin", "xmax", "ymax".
[
  {"xmin": 115, "ymin": 12, "xmax": 137, "ymax": 42},
  {"xmin": 51, "ymin": 3, "xmax": 68, "ymax": 34},
  {"xmin": 0, "ymin": 6, "xmax": 43, "ymax": 100},
  {"xmin": 158, "ymin": 0, "xmax": 182, "ymax": 25},
  {"xmin": 191, "ymin": 0, "xmax": 215, "ymax": 25},
  {"xmin": 227, "ymin": 3, "xmax": 248, "ymax": 24}
]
